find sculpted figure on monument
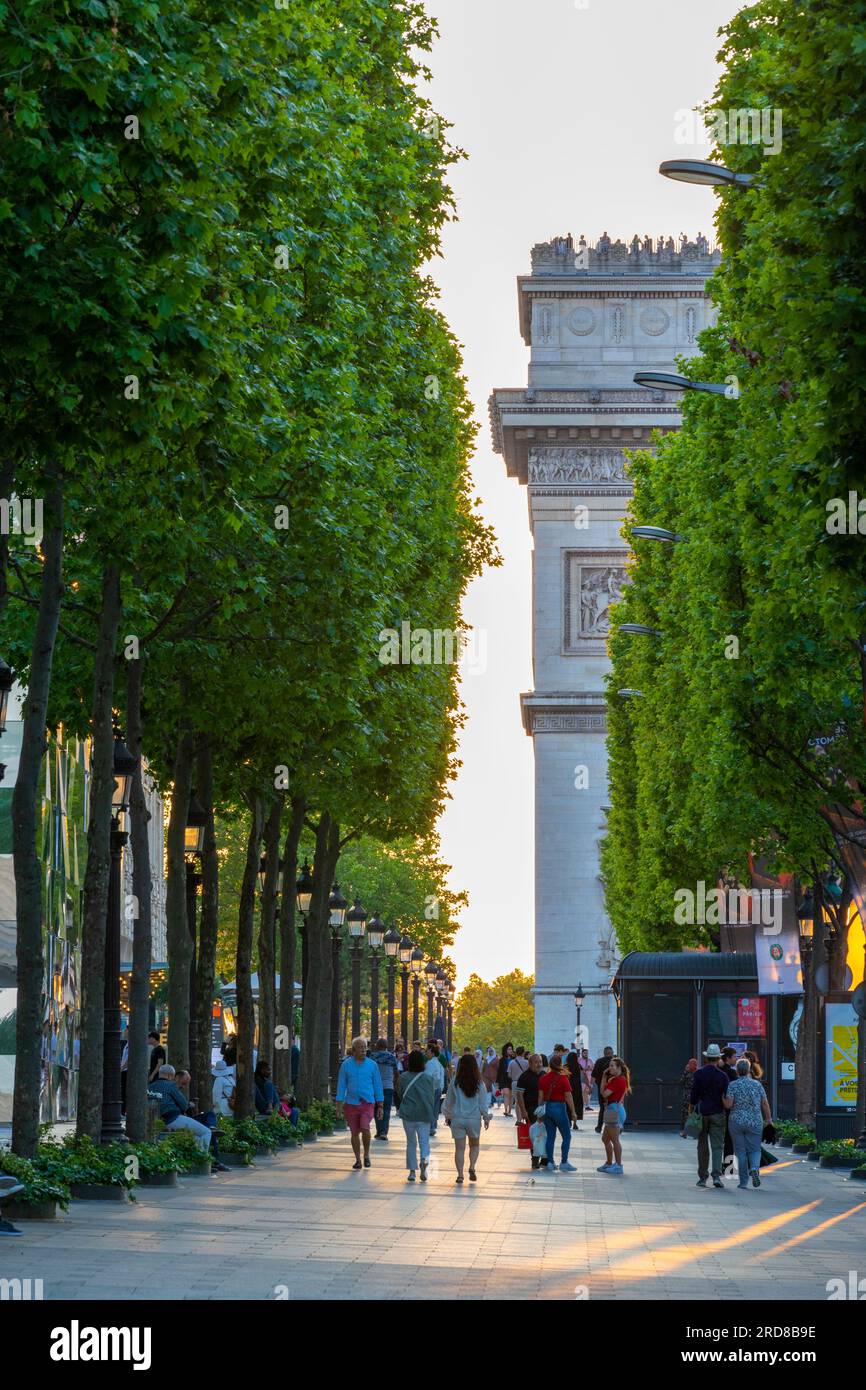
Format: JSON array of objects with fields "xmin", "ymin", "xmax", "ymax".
[
  {"xmin": 597, "ymin": 230, "xmax": 612, "ymax": 253},
  {"xmin": 579, "ymin": 566, "xmax": 628, "ymax": 636}
]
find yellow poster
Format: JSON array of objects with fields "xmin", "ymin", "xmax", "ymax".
[{"xmin": 825, "ymin": 1003, "xmax": 859, "ymax": 1107}]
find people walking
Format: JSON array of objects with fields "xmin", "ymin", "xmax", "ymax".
[
  {"xmin": 396, "ymin": 1049, "xmax": 437, "ymax": 1182},
  {"xmin": 679, "ymin": 1058, "xmax": 698, "ymax": 1136},
  {"xmin": 497, "ymin": 1043, "xmax": 515, "ymax": 1116},
  {"xmin": 598, "ymin": 1056, "xmax": 630, "ymax": 1175},
  {"xmin": 515, "ymin": 1053, "xmax": 546, "ymax": 1169},
  {"xmin": 536, "ymin": 1053, "xmax": 577, "ymax": 1171},
  {"xmin": 482, "ymin": 1046, "xmax": 498, "ymax": 1106},
  {"xmin": 578, "ymin": 1048, "xmax": 594, "ymax": 1110},
  {"xmin": 565, "ymin": 1050, "xmax": 584, "ymax": 1129},
  {"xmin": 370, "ymin": 1037, "xmax": 399, "ymax": 1140},
  {"xmin": 689, "ymin": 1044, "xmax": 730, "ymax": 1188},
  {"xmin": 591, "ymin": 1047, "xmax": 614, "ymax": 1133},
  {"xmin": 443, "ymin": 1054, "xmax": 490, "ymax": 1183},
  {"xmin": 720, "ymin": 1047, "xmax": 738, "ymax": 1166},
  {"xmin": 425, "ymin": 1040, "xmax": 446, "ymax": 1136},
  {"xmin": 507, "ymin": 1046, "xmax": 529, "ymax": 1110},
  {"xmin": 724, "ymin": 1058, "xmax": 772, "ymax": 1188},
  {"xmin": 335, "ymin": 1037, "xmax": 384, "ymax": 1170}
]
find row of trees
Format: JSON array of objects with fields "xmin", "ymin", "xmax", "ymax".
[
  {"xmin": 603, "ymin": 0, "xmax": 866, "ymax": 1123},
  {"xmin": 2, "ymin": 0, "xmax": 496, "ymax": 1156}
]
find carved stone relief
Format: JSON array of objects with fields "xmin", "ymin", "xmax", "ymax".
[
  {"xmin": 563, "ymin": 550, "xmax": 630, "ymax": 650},
  {"xmin": 528, "ymin": 447, "xmax": 629, "ymax": 484},
  {"xmin": 639, "ymin": 306, "xmax": 670, "ymax": 336},
  {"xmin": 566, "ymin": 307, "xmax": 597, "ymax": 336}
]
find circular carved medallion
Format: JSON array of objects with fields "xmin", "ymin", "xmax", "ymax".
[
  {"xmin": 640, "ymin": 307, "xmax": 670, "ymax": 337},
  {"xmin": 567, "ymin": 307, "xmax": 596, "ymax": 336}
]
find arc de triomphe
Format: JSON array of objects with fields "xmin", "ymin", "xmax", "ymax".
[{"xmin": 489, "ymin": 232, "xmax": 719, "ymax": 1054}]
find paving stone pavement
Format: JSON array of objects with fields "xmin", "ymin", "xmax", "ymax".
[{"xmin": 3, "ymin": 1114, "xmax": 865, "ymax": 1301}]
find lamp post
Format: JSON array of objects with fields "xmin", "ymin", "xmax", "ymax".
[
  {"xmin": 573, "ymin": 982, "xmax": 586, "ymax": 1048},
  {"xmin": 383, "ymin": 927, "xmax": 401, "ymax": 1049},
  {"xmin": 435, "ymin": 967, "xmax": 448, "ymax": 1039},
  {"xmin": 796, "ymin": 889, "xmax": 816, "ymax": 1125},
  {"xmin": 410, "ymin": 947, "xmax": 424, "ymax": 1041},
  {"xmin": 447, "ymin": 980, "xmax": 455, "ymax": 1053},
  {"xmin": 630, "ymin": 526, "xmax": 685, "ymax": 545},
  {"xmin": 296, "ymin": 861, "xmax": 313, "ymax": 998},
  {"xmin": 634, "ymin": 369, "xmax": 733, "ymax": 398},
  {"xmin": 399, "ymin": 935, "xmax": 413, "ymax": 1045},
  {"xmin": 0, "ymin": 657, "xmax": 11, "ymax": 782},
  {"xmin": 101, "ymin": 729, "xmax": 138, "ymax": 1144},
  {"xmin": 367, "ymin": 913, "xmax": 385, "ymax": 1043},
  {"xmin": 659, "ymin": 158, "xmax": 754, "ymax": 189},
  {"xmin": 327, "ymin": 884, "xmax": 347, "ymax": 1090},
  {"xmin": 425, "ymin": 959, "xmax": 437, "ymax": 1038},
  {"xmin": 184, "ymin": 792, "xmax": 207, "ymax": 1103},
  {"xmin": 346, "ymin": 899, "xmax": 367, "ymax": 1041}
]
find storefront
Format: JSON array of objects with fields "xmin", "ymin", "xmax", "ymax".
[{"xmin": 611, "ymin": 952, "xmax": 795, "ymax": 1125}]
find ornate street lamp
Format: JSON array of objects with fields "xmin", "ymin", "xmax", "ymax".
[
  {"xmin": 328, "ymin": 885, "xmax": 348, "ymax": 1090},
  {"xmin": 296, "ymin": 860, "xmax": 314, "ymax": 997},
  {"xmin": 346, "ymin": 899, "xmax": 367, "ymax": 1040},
  {"xmin": 102, "ymin": 729, "xmax": 138, "ymax": 1144},
  {"xmin": 383, "ymin": 927, "xmax": 401, "ymax": 1049},
  {"xmin": 398, "ymin": 935, "xmax": 413, "ymax": 1045},
  {"xmin": 410, "ymin": 947, "xmax": 424, "ymax": 1041},
  {"xmin": 659, "ymin": 158, "xmax": 754, "ymax": 188},
  {"xmin": 367, "ymin": 912, "xmax": 384, "ymax": 1043},
  {"xmin": 184, "ymin": 791, "xmax": 207, "ymax": 1101},
  {"xmin": 425, "ymin": 959, "xmax": 438, "ymax": 1038},
  {"xmin": 573, "ymin": 982, "xmax": 586, "ymax": 1044}
]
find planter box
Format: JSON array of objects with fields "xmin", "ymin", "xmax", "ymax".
[
  {"xmin": 218, "ymin": 1151, "xmax": 251, "ymax": 1167},
  {"xmin": 70, "ymin": 1183, "xmax": 131, "ymax": 1202},
  {"xmin": 819, "ymin": 1155, "xmax": 862, "ymax": 1169},
  {"xmin": 3, "ymin": 1200, "xmax": 58, "ymax": 1221},
  {"xmin": 303, "ymin": 1132, "xmax": 318, "ymax": 1143},
  {"xmin": 807, "ymin": 1151, "xmax": 821, "ymax": 1161},
  {"xmin": 778, "ymin": 1137, "xmax": 794, "ymax": 1148},
  {"xmin": 254, "ymin": 1147, "xmax": 277, "ymax": 1158},
  {"xmin": 182, "ymin": 1162, "xmax": 213, "ymax": 1177},
  {"xmin": 139, "ymin": 1170, "xmax": 179, "ymax": 1188},
  {"xmin": 792, "ymin": 1142, "xmax": 813, "ymax": 1154},
  {"xmin": 850, "ymin": 1168, "xmax": 866, "ymax": 1182}
]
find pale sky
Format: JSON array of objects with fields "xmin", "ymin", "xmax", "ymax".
[{"xmin": 427, "ymin": 0, "xmax": 742, "ymax": 986}]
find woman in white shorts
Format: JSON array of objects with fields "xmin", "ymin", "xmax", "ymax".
[{"xmin": 443, "ymin": 1055, "xmax": 490, "ymax": 1184}]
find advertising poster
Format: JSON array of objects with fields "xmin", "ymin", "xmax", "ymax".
[
  {"xmin": 824, "ymin": 1001, "xmax": 859, "ymax": 1107},
  {"xmin": 737, "ymin": 996, "xmax": 766, "ymax": 1036}
]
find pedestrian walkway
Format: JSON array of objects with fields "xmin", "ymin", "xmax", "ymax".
[{"xmin": 4, "ymin": 1115, "xmax": 864, "ymax": 1300}]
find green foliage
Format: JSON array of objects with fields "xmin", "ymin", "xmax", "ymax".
[
  {"xmin": 301, "ymin": 1099, "xmax": 338, "ymax": 1133},
  {"xmin": 815, "ymin": 1138, "xmax": 866, "ymax": 1160},
  {"xmin": 36, "ymin": 1134, "xmax": 136, "ymax": 1189},
  {"xmin": 128, "ymin": 1140, "xmax": 182, "ymax": 1177},
  {"xmin": 453, "ymin": 970, "xmax": 535, "ymax": 1052},
  {"xmin": 603, "ymin": 0, "xmax": 866, "ymax": 952},
  {"xmin": 159, "ymin": 1128, "xmax": 210, "ymax": 1171},
  {"xmin": 775, "ymin": 1120, "xmax": 816, "ymax": 1145},
  {"xmin": 0, "ymin": 1148, "xmax": 70, "ymax": 1209}
]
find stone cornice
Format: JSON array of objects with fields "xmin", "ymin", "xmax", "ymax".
[{"xmin": 520, "ymin": 690, "xmax": 608, "ymax": 737}]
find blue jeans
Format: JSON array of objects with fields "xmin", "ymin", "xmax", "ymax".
[
  {"xmin": 376, "ymin": 1089, "xmax": 394, "ymax": 1137},
  {"xmin": 729, "ymin": 1120, "xmax": 762, "ymax": 1184},
  {"xmin": 544, "ymin": 1102, "xmax": 570, "ymax": 1165},
  {"xmin": 430, "ymin": 1088, "xmax": 442, "ymax": 1135}
]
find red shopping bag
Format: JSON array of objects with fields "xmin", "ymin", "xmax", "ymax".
[{"xmin": 517, "ymin": 1122, "xmax": 531, "ymax": 1150}]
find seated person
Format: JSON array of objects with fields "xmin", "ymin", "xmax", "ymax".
[
  {"xmin": 279, "ymin": 1094, "xmax": 299, "ymax": 1125},
  {"xmin": 149, "ymin": 1065, "xmax": 212, "ymax": 1155},
  {"xmin": 254, "ymin": 1060, "xmax": 280, "ymax": 1114}
]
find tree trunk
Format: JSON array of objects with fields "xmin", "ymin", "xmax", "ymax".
[
  {"xmin": 257, "ymin": 797, "xmax": 282, "ymax": 1074},
  {"xmin": 297, "ymin": 813, "xmax": 340, "ymax": 1107},
  {"xmin": 77, "ymin": 564, "xmax": 122, "ymax": 1140},
  {"xmin": 123, "ymin": 655, "xmax": 152, "ymax": 1144},
  {"xmin": 194, "ymin": 742, "xmax": 219, "ymax": 1114},
  {"xmin": 274, "ymin": 795, "xmax": 304, "ymax": 1094},
  {"xmin": 165, "ymin": 730, "xmax": 194, "ymax": 1070},
  {"xmin": 11, "ymin": 480, "xmax": 63, "ymax": 1158},
  {"xmin": 235, "ymin": 793, "xmax": 264, "ymax": 1119}
]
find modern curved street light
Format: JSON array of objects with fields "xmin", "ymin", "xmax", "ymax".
[
  {"xmin": 634, "ymin": 370, "xmax": 730, "ymax": 397},
  {"xmin": 618, "ymin": 623, "xmax": 662, "ymax": 638},
  {"xmin": 617, "ymin": 688, "xmax": 644, "ymax": 699},
  {"xmin": 659, "ymin": 158, "xmax": 754, "ymax": 189},
  {"xmin": 631, "ymin": 525, "xmax": 685, "ymax": 544}
]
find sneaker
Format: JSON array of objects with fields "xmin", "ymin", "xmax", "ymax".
[
  {"xmin": 538, "ymin": 1163, "xmax": 555, "ymax": 1173},
  {"xmin": 597, "ymin": 1163, "xmax": 613, "ymax": 1173},
  {"xmin": 211, "ymin": 1161, "xmax": 230, "ymax": 1173},
  {"xmin": 407, "ymin": 1171, "xmax": 416, "ymax": 1182},
  {"xmin": 696, "ymin": 1177, "xmax": 707, "ymax": 1186},
  {"xmin": 608, "ymin": 1164, "xmax": 623, "ymax": 1174},
  {"xmin": 455, "ymin": 1175, "xmax": 464, "ymax": 1184},
  {"xmin": 712, "ymin": 1178, "xmax": 724, "ymax": 1189},
  {"xmin": 353, "ymin": 1160, "xmax": 362, "ymax": 1170},
  {"xmin": 751, "ymin": 1169, "xmax": 761, "ymax": 1187},
  {"xmin": 420, "ymin": 1162, "xmax": 428, "ymax": 1183},
  {"xmin": 559, "ymin": 1161, "xmax": 577, "ymax": 1172}
]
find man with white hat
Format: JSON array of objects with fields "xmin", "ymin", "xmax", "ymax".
[{"xmin": 688, "ymin": 1044, "xmax": 730, "ymax": 1188}]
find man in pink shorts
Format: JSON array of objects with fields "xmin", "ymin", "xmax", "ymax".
[{"xmin": 335, "ymin": 1037, "xmax": 384, "ymax": 1169}]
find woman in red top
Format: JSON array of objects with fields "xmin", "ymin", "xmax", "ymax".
[
  {"xmin": 537, "ymin": 1054, "xmax": 578, "ymax": 1171},
  {"xmin": 598, "ymin": 1057, "xmax": 630, "ymax": 1175}
]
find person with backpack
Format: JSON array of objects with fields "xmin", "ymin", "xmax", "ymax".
[{"xmin": 396, "ymin": 1049, "xmax": 437, "ymax": 1182}]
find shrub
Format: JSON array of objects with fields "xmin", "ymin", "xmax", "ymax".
[
  {"xmin": 36, "ymin": 1134, "xmax": 137, "ymax": 1190},
  {"xmin": 0, "ymin": 1149, "xmax": 70, "ymax": 1210},
  {"xmin": 815, "ymin": 1139, "xmax": 866, "ymax": 1161}
]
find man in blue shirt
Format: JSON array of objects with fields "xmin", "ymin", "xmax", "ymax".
[
  {"xmin": 335, "ymin": 1038, "xmax": 384, "ymax": 1169},
  {"xmin": 689, "ymin": 1044, "xmax": 730, "ymax": 1188}
]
